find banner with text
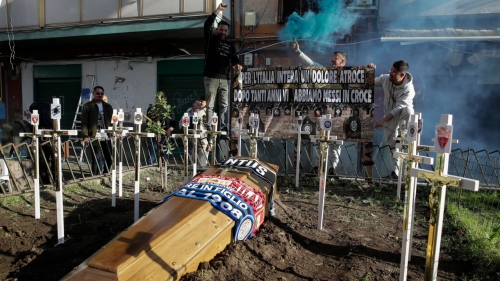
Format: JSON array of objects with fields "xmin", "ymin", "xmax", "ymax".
[{"xmin": 230, "ymin": 66, "xmax": 375, "ymax": 141}]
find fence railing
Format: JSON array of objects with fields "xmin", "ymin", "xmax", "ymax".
[{"xmin": 1, "ymin": 137, "xmax": 499, "ymax": 197}]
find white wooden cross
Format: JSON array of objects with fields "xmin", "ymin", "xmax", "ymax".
[
  {"xmin": 396, "ymin": 112, "xmax": 435, "ymax": 199},
  {"xmin": 172, "ymin": 112, "xmax": 201, "ymax": 183},
  {"xmin": 234, "ymin": 115, "xmax": 248, "ymax": 156},
  {"xmin": 410, "ymin": 114, "xmax": 479, "ymax": 281},
  {"xmin": 310, "ymin": 114, "xmax": 343, "ymax": 230},
  {"xmin": 116, "ymin": 109, "xmax": 132, "ymax": 198},
  {"xmin": 126, "ymin": 108, "xmax": 155, "ymax": 222},
  {"xmin": 207, "ymin": 113, "xmax": 227, "ymax": 165},
  {"xmin": 20, "ymin": 110, "xmax": 44, "ymax": 219},
  {"xmin": 288, "ymin": 116, "xmax": 310, "ymax": 188},
  {"xmin": 393, "ymin": 114, "xmax": 434, "ymax": 281},
  {"xmin": 101, "ymin": 109, "xmax": 129, "ymax": 207},
  {"xmin": 242, "ymin": 112, "xmax": 269, "ymax": 159},
  {"xmin": 190, "ymin": 111, "xmax": 206, "ymax": 176},
  {"xmin": 39, "ymin": 98, "xmax": 78, "ymax": 244}
]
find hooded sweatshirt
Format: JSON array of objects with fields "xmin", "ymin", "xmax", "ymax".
[{"xmin": 375, "ymin": 72, "xmax": 415, "ymax": 118}]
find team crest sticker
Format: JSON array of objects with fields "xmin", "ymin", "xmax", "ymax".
[
  {"xmin": 31, "ymin": 114, "xmax": 39, "ymax": 126},
  {"xmin": 134, "ymin": 112, "xmax": 143, "ymax": 124},
  {"xmin": 112, "ymin": 114, "xmax": 119, "ymax": 124},
  {"xmin": 408, "ymin": 124, "xmax": 417, "ymax": 141},
  {"xmin": 51, "ymin": 104, "xmax": 61, "ymax": 119},
  {"xmin": 118, "ymin": 111, "xmax": 125, "ymax": 122},
  {"xmin": 211, "ymin": 116, "xmax": 218, "ymax": 126},
  {"xmin": 302, "ymin": 123, "xmax": 312, "ymax": 133},
  {"xmin": 324, "ymin": 120, "xmax": 332, "ymax": 130},
  {"xmin": 182, "ymin": 116, "xmax": 190, "ymax": 127}
]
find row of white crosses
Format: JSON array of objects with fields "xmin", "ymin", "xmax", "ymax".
[
  {"xmin": 310, "ymin": 114, "xmax": 343, "ymax": 230},
  {"xmin": 23, "ymin": 104, "xmax": 155, "ymax": 245},
  {"xmin": 395, "ymin": 114, "xmax": 479, "ymax": 281},
  {"xmin": 172, "ymin": 111, "xmax": 227, "ymax": 183}
]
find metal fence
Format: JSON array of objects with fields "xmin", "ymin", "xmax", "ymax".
[
  {"xmin": 1, "ymin": 136, "xmax": 498, "ymax": 242},
  {"xmin": 1, "ymin": 137, "xmax": 499, "ymax": 196}
]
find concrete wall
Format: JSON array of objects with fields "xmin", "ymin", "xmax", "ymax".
[{"xmin": 22, "ymin": 58, "xmax": 158, "ymax": 124}]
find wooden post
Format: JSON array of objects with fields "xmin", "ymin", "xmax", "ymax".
[
  {"xmin": 102, "ymin": 109, "xmax": 129, "ymax": 207},
  {"xmin": 126, "ymin": 108, "xmax": 155, "ymax": 222},
  {"xmin": 172, "ymin": 112, "xmax": 201, "ymax": 184},
  {"xmin": 206, "ymin": 113, "xmax": 227, "ymax": 166},
  {"xmin": 288, "ymin": 116, "xmax": 310, "ymax": 188},
  {"xmin": 238, "ymin": 113, "xmax": 270, "ymax": 159},
  {"xmin": 38, "ymin": 98, "xmax": 78, "ymax": 244},
  {"xmin": 310, "ymin": 114, "xmax": 343, "ymax": 230},
  {"xmin": 410, "ymin": 114, "xmax": 479, "ymax": 281},
  {"xmin": 20, "ymin": 110, "xmax": 43, "ymax": 219},
  {"xmin": 116, "ymin": 109, "xmax": 130, "ymax": 198},
  {"xmin": 393, "ymin": 114, "xmax": 434, "ymax": 280},
  {"xmin": 234, "ymin": 115, "xmax": 248, "ymax": 156}
]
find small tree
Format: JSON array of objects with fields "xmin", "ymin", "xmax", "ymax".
[{"xmin": 145, "ymin": 91, "xmax": 175, "ymax": 191}]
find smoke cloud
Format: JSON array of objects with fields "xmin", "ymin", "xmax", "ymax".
[
  {"xmin": 276, "ymin": 0, "xmax": 499, "ymax": 152},
  {"xmin": 278, "ymin": 0, "xmax": 359, "ymax": 51}
]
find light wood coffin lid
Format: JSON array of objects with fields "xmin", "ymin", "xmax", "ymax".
[{"xmin": 62, "ymin": 157, "xmax": 278, "ymax": 281}]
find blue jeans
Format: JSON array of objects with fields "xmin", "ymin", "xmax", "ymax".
[{"xmin": 204, "ymin": 77, "xmax": 229, "ymax": 130}]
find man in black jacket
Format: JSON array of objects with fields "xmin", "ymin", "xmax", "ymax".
[
  {"xmin": 81, "ymin": 86, "xmax": 113, "ymax": 175},
  {"xmin": 203, "ymin": 3, "xmax": 242, "ymax": 133}
]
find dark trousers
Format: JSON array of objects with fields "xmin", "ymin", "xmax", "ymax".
[{"xmin": 90, "ymin": 139, "xmax": 112, "ymax": 175}]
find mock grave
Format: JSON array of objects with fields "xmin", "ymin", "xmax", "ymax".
[{"xmin": 62, "ymin": 156, "xmax": 278, "ymax": 281}]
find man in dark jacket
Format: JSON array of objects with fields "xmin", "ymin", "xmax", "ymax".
[
  {"xmin": 81, "ymin": 86, "xmax": 113, "ymax": 175},
  {"xmin": 203, "ymin": 3, "xmax": 242, "ymax": 132}
]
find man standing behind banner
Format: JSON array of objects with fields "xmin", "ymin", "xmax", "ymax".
[
  {"xmin": 292, "ymin": 42, "xmax": 350, "ymax": 175},
  {"xmin": 82, "ymin": 86, "xmax": 113, "ymax": 175},
  {"xmin": 374, "ymin": 60, "xmax": 415, "ymax": 179},
  {"xmin": 204, "ymin": 3, "xmax": 242, "ymax": 134}
]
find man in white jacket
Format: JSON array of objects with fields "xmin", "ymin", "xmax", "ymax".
[{"xmin": 374, "ymin": 60, "xmax": 415, "ymax": 179}]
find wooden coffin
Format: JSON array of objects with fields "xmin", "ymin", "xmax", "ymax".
[{"xmin": 61, "ymin": 157, "xmax": 278, "ymax": 281}]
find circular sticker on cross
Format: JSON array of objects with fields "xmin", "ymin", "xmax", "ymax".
[
  {"xmin": 323, "ymin": 119, "xmax": 332, "ymax": 131},
  {"xmin": 134, "ymin": 112, "xmax": 143, "ymax": 124},
  {"xmin": 211, "ymin": 115, "xmax": 218, "ymax": 127},
  {"xmin": 192, "ymin": 113, "xmax": 199, "ymax": 125},
  {"xmin": 408, "ymin": 124, "xmax": 417, "ymax": 141},
  {"xmin": 118, "ymin": 111, "xmax": 124, "ymax": 122},
  {"xmin": 182, "ymin": 116, "xmax": 190, "ymax": 127}
]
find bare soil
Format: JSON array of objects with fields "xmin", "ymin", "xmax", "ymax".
[{"xmin": 0, "ymin": 169, "xmax": 474, "ymax": 281}]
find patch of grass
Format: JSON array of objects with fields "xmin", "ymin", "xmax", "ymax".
[
  {"xmin": 0, "ymin": 195, "xmax": 24, "ymax": 208},
  {"xmin": 64, "ymin": 183, "xmax": 87, "ymax": 195},
  {"xmin": 445, "ymin": 189, "xmax": 500, "ymax": 280}
]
